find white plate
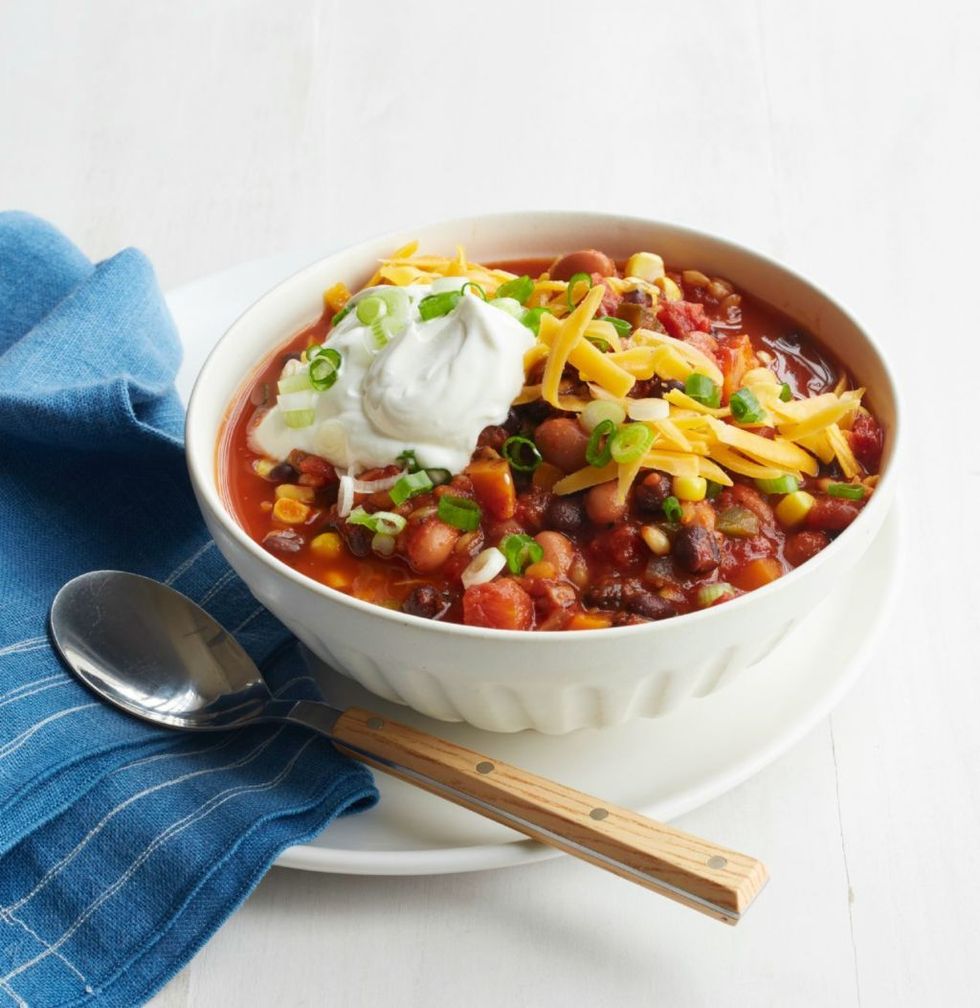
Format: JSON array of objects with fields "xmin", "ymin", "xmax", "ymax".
[{"xmin": 167, "ymin": 254, "xmax": 902, "ymax": 877}]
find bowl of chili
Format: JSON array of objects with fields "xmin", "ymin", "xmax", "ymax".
[{"xmin": 186, "ymin": 212, "xmax": 900, "ymax": 733}]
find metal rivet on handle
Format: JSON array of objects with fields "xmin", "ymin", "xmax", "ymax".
[
  {"xmin": 590, "ymin": 808, "xmax": 609, "ymax": 821},
  {"xmin": 366, "ymin": 717, "xmax": 384, "ymax": 730},
  {"xmin": 476, "ymin": 761, "xmax": 494, "ymax": 774},
  {"xmin": 707, "ymin": 855, "xmax": 728, "ymax": 869}
]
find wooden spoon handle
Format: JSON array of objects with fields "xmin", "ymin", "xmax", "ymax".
[{"xmin": 330, "ymin": 706, "xmax": 767, "ymax": 924}]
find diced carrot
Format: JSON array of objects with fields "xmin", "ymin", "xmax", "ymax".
[
  {"xmin": 715, "ymin": 334, "xmax": 758, "ymax": 403},
  {"xmin": 532, "ymin": 462, "xmax": 564, "ymax": 491},
  {"xmin": 466, "ymin": 457, "xmax": 517, "ymax": 520},
  {"xmin": 524, "ymin": 561, "xmax": 557, "ymax": 579},
  {"xmin": 463, "ymin": 579, "xmax": 534, "ymax": 630},
  {"xmin": 566, "ymin": 612, "xmax": 613, "ymax": 631},
  {"xmin": 731, "ymin": 556, "xmax": 782, "ymax": 592}
]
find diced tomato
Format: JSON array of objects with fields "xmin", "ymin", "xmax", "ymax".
[
  {"xmin": 848, "ymin": 414, "xmax": 883, "ymax": 471},
  {"xmin": 595, "ymin": 276, "xmax": 622, "ymax": 317},
  {"xmin": 656, "ymin": 300, "xmax": 712, "ymax": 339},
  {"xmin": 466, "ymin": 457, "xmax": 516, "ymax": 520},
  {"xmin": 463, "ymin": 579, "xmax": 534, "ymax": 630},
  {"xmin": 715, "ymin": 333, "xmax": 758, "ymax": 402}
]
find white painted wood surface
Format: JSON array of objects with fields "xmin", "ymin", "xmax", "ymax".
[{"xmin": 2, "ymin": 1, "xmax": 978, "ymax": 1005}]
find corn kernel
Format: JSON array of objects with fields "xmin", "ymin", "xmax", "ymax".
[
  {"xmin": 566, "ymin": 613, "xmax": 613, "ymax": 631},
  {"xmin": 323, "ymin": 281, "xmax": 351, "ymax": 313},
  {"xmin": 323, "ymin": 569, "xmax": 353, "ymax": 590},
  {"xmin": 275, "ymin": 483, "xmax": 315, "ymax": 503},
  {"xmin": 672, "ymin": 475, "xmax": 707, "ymax": 502},
  {"xmin": 654, "ymin": 276, "xmax": 683, "ymax": 302},
  {"xmin": 272, "ymin": 497, "xmax": 311, "ymax": 524},
  {"xmin": 525, "ymin": 561, "xmax": 557, "ymax": 580},
  {"xmin": 625, "ymin": 252, "xmax": 665, "ymax": 283},
  {"xmin": 311, "ymin": 532, "xmax": 344, "ymax": 560},
  {"xmin": 776, "ymin": 490, "xmax": 815, "ymax": 528},
  {"xmin": 252, "ymin": 458, "xmax": 276, "ymax": 479},
  {"xmin": 640, "ymin": 525, "xmax": 671, "ymax": 556}
]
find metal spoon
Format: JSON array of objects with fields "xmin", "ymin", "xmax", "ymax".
[{"xmin": 50, "ymin": 570, "xmax": 767, "ymax": 923}]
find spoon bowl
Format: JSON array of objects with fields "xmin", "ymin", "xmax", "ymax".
[{"xmin": 51, "ymin": 570, "xmax": 273, "ymax": 730}]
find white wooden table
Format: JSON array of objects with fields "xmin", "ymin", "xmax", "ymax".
[{"xmin": 2, "ymin": 1, "xmax": 978, "ymax": 1004}]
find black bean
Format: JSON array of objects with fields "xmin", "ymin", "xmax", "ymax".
[
  {"xmin": 583, "ymin": 576, "xmax": 625, "ymax": 611},
  {"xmin": 633, "ymin": 472, "xmax": 671, "ymax": 514},
  {"xmin": 622, "ymin": 583, "xmax": 676, "ymax": 621},
  {"xmin": 622, "ymin": 288, "xmax": 651, "ymax": 305},
  {"xmin": 266, "ymin": 462, "xmax": 298, "ymax": 484},
  {"xmin": 672, "ymin": 525, "xmax": 720, "ymax": 574},
  {"xmin": 546, "ymin": 495, "xmax": 586, "ymax": 534},
  {"xmin": 262, "ymin": 529, "xmax": 304, "ymax": 554},
  {"xmin": 401, "ymin": 585, "xmax": 450, "ymax": 620},
  {"xmin": 333, "ymin": 520, "xmax": 373, "ymax": 558}
]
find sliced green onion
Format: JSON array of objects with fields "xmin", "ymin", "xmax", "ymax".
[
  {"xmin": 566, "ymin": 271, "xmax": 593, "ymax": 309},
  {"xmin": 586, "ymin": 335, "xmax": 612, "ymax": 352},
  {"xmin": 347, "ymin": 506, "xmax": 407, "ymax": 536},
  {"xmin": 437, "ymin": 495, "xmax": 482, "ymax": 531},
  {"xmin": 586, "ymin": 419, "xmax": 616, "ymax": 467},
  {"xmin": 397, "ymin": 449, "xmax": 420, "ymax": 473},
  {"xmin": 662, "ymin": 496, "xmax": 682, "ymax": 523},
  {"xmin": 729, "ymin": 387, "xmax": 765, "ymax": 424},
  {"xmin": 425, "ymin": 468, "xmax": 452, "ymax": 486},
  {"xmin": 609, "ymin": 422, "xmax": 654, "ymax": 464},
  {"xmin": 684, "ymin": 373, "xmax": 721, "ymax": 409},
  {"xmin": 697, "ymin": 582, "xmax": 735, "ymax": 607},
  {"xmin": 502, "ymin": 435, "xmax": 542, "ymax": 472},
  {"xmin": 521, "ymin": 307, "xmax": 553, "ymax": 335},
  {"xmin": 490, "ymin": 297, "xmax": 524, "ymax": 319},
  {"xmin": 779, "ymin": 382, "xmax": 793, "ymax": 402},
  {"xmin": 599, "ymin": 316, "xmax": 632, "ymax": 338},
  {"xmin": 283, "ymin": 408, "xmax": 315, "ymax": 429},
  {"xmin": 705, "ymin": 479, "xmax": 723, "ymax": 500},
  {"xmin": 372, "ymin": 532, "xmax": 396, "ymax": 556},
  {"xmin": 500, "ymin": 533, "xmax": 544, "ymax": 574},
  {"xmin": 418, "ymin": 290, "xmax": 461, "ymax": 320},
  {"xmin": 460, "ymin": 282, "xmax": 486, "ymax": 300},
  {"xmin": 755, "ymin": 475, "xmax": 800, "ymax": 495},
  {"xmin": 390, "ymin": 470, "xmax": 433, "ymax": 506},
  {"xmin": 496, "ymin": 275, "xmax": 534, "ymax": 305},
  {"xmin": 309, "ymin": 347, "xmax": 342, "ymax": 391},
  {"xmin": 356, "ymin": 296, "xmax": 388, "ymax": 326},
  {"xmin": 827, "ymin": 482, "xmax": 866, "ymax": 500},
  {"xmin": 331, "ymin": 303, "xmax": 353, "ymax": 326},
  {"xmin": 580, "ymin": 400, "xmax": 626, "ymax": 432},
  {"xmin": 278, "ymin": 372, "xmax": 313, "ymax": 394}
]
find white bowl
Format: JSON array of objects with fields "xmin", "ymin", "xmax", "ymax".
[{"xmin": 186, "ymin": 212, "xmax": 900, "ymax": 734}]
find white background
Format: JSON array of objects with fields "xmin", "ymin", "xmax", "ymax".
[{"xmin": 2, "ymin": 1, "xmax": 979, "ymax": 1005}]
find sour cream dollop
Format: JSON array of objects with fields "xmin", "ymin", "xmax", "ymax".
[{"xmin": 250, "ymin": 283, "xmax": 536, "ymax": 474}]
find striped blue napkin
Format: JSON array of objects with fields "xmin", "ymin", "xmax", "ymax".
[{"xmin": 0, "ymin": 212, "xmax": 378, "ymax": 1007}]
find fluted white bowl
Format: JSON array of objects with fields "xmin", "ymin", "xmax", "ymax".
[{"xmin": 186, "ymin": 212, "xmax": 900, "ymax": 734}]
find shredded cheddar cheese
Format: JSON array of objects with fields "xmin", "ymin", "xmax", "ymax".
[{"xmin": 352, "ymin": 242, "xmax": 878, "ymax": 505}]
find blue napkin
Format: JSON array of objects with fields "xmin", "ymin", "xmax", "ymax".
[{"xmin": 0, "ymin": 212, "xmax": 378, "ymax": 1007}]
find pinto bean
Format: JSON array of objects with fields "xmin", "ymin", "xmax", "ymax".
[
  {"xmin": 549, "ymin": 249, "xmax": 617, "ymax": 282},
  {"xmin": 403, "ymin": 517, "xmax": 460, "ymax": 573},
  {"xmin": 585, "ymin": 481, "xmax": 627, "ymax": 525},
  {"xmin": 534, "ymin": 531, "xmax": 575, "ymax": 577},
  {"xmin": 534, "ymin": 418, "xmax": 589, "ymax": 474},
  {"xmin": 672, "ymin": 525, "xmax": 720, "ymax": 574},
  {"xmin": 784, "ymin": 530, "xmax": 830, "ymax": 567}
]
